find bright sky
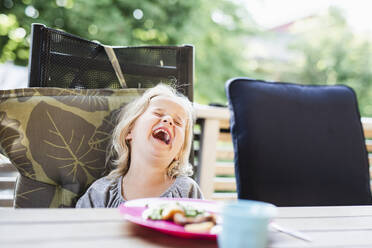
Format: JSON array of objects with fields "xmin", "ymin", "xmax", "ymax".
[{"xmin": 244, "ymin": 0, "xmax": 372, "ymax": 33}]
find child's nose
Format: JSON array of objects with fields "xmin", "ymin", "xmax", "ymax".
[{"xmin": 162, "ymin": 116, "xmax": 173, "ymax": 126}]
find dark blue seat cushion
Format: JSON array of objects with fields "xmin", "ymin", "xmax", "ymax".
[{"xmin": 226, "ymin": 78, "xmax": 372, "ymax": 206}]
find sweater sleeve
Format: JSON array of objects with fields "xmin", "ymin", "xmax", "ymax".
[
  {"xmin": 186, "ymin": 177, "xmax": 204, "ymax": 199},
  {"xmin": 75, "ymin": 188, "xmax": 96, "ymax": 208}
]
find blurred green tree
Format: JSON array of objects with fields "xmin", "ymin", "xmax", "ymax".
[
  {"xmin": 0, "ymin": 0, "xmax": 255, "ymax": 104},
  {"xmin": 250, "ymin": 7, "xmax": 372, "ymax": 116},
  {"xmin": 289, "ymin": 8, "xmax": 372, "ymax": 116}
]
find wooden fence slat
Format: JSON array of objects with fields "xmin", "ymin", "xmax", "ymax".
[
  {"xmin": 213, "ymin": 177, "xmax": 236, "ymax": 191},
  {"xmin": 212, "ymin": 192, "xmax": 237, "ymax": 201},
  {"xmin": 362, "ymin": 117, "xmax": 372, "ymax": 139},
  {"xmin": 218, "ymin": 132, "xmax": 232, "ymax": 143},
  {"xmin": 365, "ymin": 131, "xmax": 372, "ymax": 139},
  {"xmin": 0, "ymin": 199, "xmax": 13, "ymax": 207},
  {"xmin": 215, "ymin": 162, "xmax": 234, "ymax": 176},
  {"xmin": 216, "ymin": 148, "xmax": 234, "ymax": 161},
  {"xmin": 366, "ymin": 140, "xmax": 372, "ymax": 153},
  {"xmin": 219, "ymin": 119, "xmax": 230, "ymax": 129}
]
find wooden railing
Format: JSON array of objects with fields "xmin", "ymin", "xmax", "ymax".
[
  {"xmin": 362, "ymin": 118, "xmax": 372, "ymax": 176},
  {"xmin": 0, "ymin": 154, "xmax": 17, "ymax": 207},
  {"xmin": 194, "ymin": 104, "xmax": 372, "ymax": 201},
  {"xmin": 194, "ymin": 104, "xmax": 236, "ymax": 201}
]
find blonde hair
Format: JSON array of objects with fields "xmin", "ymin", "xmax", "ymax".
[{"xmin": 108, "ymin": 84, "xmax": 195, "ymax": 179}]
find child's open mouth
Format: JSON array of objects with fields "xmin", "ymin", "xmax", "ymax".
[{"xmin": 152, "ymin": 128, "xmax": 171, "ymax": 145}]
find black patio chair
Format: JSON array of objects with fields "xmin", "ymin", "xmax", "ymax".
[
  {"xmin": 28, "ymin": 23, "xmax": 196, "ymax": 177},
  {"xmin": 226, "ymin": 78, "xmax": 372, "ymax": 206},
  {"xmin": 28, "ymin": 23, "xmax": 193, "ymax": 100}
]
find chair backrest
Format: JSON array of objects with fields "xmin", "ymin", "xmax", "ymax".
[
  {"xmin": 0, "ymin": 87, "xmax": 145, "ymax": 207},
  {"xmin": 28, "ymin": 23, "xmax": 193, "ymax": 101},
  {"xmin": 226, "ymin": 78, "xmax": 372, "ymax": 206}
]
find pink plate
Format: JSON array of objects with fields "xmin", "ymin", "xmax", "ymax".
[{"xmin": 119, "ymin": 198, "xmax": 221, "ymax": 240}]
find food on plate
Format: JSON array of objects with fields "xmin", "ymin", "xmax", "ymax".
[
  {"xmin": 142, "ymin": 201, "xmax": 219, "ymax": 233},
  {"xmin": 161, "ymin": 203, "xmax": 184, "ymax": 220},
  {"xmin": 173, "ymin": 212, "xmax": 215, "ymax": 225},
  {"xmin": 184, "ymin": 221, "xmax": 215, "ymax": 233}
]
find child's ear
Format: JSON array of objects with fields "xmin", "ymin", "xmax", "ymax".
[{"xmin": 126, "ymin": 132, "xmax": 132, "ymax": 141}]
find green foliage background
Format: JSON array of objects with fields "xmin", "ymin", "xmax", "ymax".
[
  {"xmin": 0, "ymin": 0, "xmax": 255, "ymax": 105},
  {"xmin": 1, "ymin": 1, "xmax": 372, "ymax": 116}
]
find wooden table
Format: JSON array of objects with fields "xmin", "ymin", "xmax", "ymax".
[{"xmin": 1, "ymin": 205, "xmax": 372, "ymax": 248}]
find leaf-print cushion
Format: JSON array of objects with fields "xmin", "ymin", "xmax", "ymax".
[{"xmin": 0, "ymin": 87, "xmax": 144, "ymax": 208}]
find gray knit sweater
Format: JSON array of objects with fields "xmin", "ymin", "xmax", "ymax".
[{"xmin": 75, "ymin": 175, "xmax": 203, "ymax": 208}]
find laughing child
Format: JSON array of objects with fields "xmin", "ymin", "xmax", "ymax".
[{"xmin": 76, "ymin": 84, "xmax": 203, "ymax": 208}]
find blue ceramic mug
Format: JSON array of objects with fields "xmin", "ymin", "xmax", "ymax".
[{"xmin": 218, "ymin": 200, "xmax": 277, "ymax": 248}]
